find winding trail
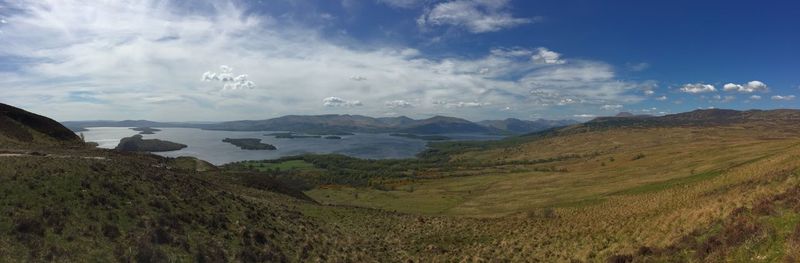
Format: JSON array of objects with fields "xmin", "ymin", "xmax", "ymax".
[{"xmin": 0, "ymin": 151, "xmax": 107, "ymax": 160}]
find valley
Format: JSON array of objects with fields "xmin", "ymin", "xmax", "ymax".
[{"xmin": 3, "ymin": 103, "xmax": 800, "ymax": 261}]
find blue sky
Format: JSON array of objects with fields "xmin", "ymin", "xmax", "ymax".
[{"xmin": 0, "ymin": 0, "xmax": 797, "ymax": 121}]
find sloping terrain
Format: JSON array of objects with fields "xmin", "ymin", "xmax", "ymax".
[
  {"xmin": 0, "ymin": 103, "xmax": 81, "ymax": 147},
  {"xmin": 68, "ymin": 114, "xmax": 560, "ymax": 134},
  {"xmin": 478, "ymin": 118, "xmax": 578, "ymax": 134},
  {"xmin": 4, "ymin": 105, "xmax": 800, "ymax": 261},
  {"xmin": 207, "ymin": 114, "xmax": 497, "ymax": 134}
]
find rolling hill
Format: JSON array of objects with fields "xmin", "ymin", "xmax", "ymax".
[
  {"xmin": 205, "ymin": 114, "xmax": 499, "ymax": 134},
  {"xmin": 4, "ymin": 104, "xmax": 800, "ymax": 261},
  {"xmin": 0, "ymin": 103, "xmax": 81, "ymax": 147},
  {"xmin": 61, "ymin": 120, "xmax": 202, "ymax": 132},
  {"xmin": 63, "ymin": 114, "xmax": 577, "ymax": 135},
  {"xmin": 478, "ymin": 118, "xmax": 579, "ymax": 134}
]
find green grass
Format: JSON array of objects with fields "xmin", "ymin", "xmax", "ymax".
[
  {"xmin": 737, "ymin": 210, "xmax": 800, "ymax": 261},
  {"xmin": 245, "ymin": 160, "xmax": 316, "ymax": 172},
  {"xmin": 611, "ymin": 170, "xmax": 723, "ymax": 196}
]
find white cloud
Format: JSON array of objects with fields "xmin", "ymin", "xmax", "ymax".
[
  {"xmin": 721, "ymin": 95, "xmax": 735, "ymax": 103},
  {"xmin": 557, "ymin": 98, "xmax": 578, "ymax": 105},
  {"xmin": 202, "ymin": 65, "xmax": 255, "ymax": 90},
  {"xmin": 723, "ymin": 80, "xmax": 768, "ymax": 93},
  {"xmin": 749, "ymin": 95, "xmax": 762, "ymax": 100},
  {"xmin": 639, "ymin": 107, "xmax": 657, "ymax": 113},
  {"xmin": 385, "ymin": 100, "xmax": 413, "ymax": 108},
  {"xmin": 350, "ymin": 75, "xmax": 367, "ymax": 81},
  {"xmin": 531, "ymin": 48, "xmax": 565, "ymax": 65},
  {"xmin": 627, "ymin": 62, "xmax": 650, "ymax": 72},
  {"xmin": 771, "ymin": 95, "xmax": 796, "ymax": 101},
  {"xmin": 323, "ymin": 97, "xmax": 363, "ymax": 107},
  {"xmin": 573, "ymin": 114, "xmax": 596, "ymax": 118},
  {"xmin": 644, "ymin": 90, "xmax": 655, "ymax": 95},
  {"xmin": 680, "ymin": 83, "xmax": 716, "ymax": 93},
  {"xmin": 378, "ymin": 0, "xmax": 427, "ymax": 8},
  {"xmin": 655, "ymin": 95, "xmax": 667, "ymax": 101},
  {"xmin": 224, "ymin": 74, "xmax": 256, "ymax": 90},
  {"xmin": 601, "ymin": 104, "xmax": 622, "ymax": 110},
  {"xmin": 433, "ymin": 100, "xmax": 490, "ymax": 108},
  {"xmin": 417, "ymin": 0, "xmax": 533, "ymax": 33},
  {"xmin": 456, "ymin": 101, "xmax": 489, "ymax": 107},
  {"xmin": 0, "ymin": 0, "xmax": 651, "ymax": 121},
  {"xmin": 490, "ymin": 47, "xmax": 533, "ymax": 57}
]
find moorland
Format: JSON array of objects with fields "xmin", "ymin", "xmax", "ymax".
[{"xmin": 3, "ymin": 102, "xmax": 800, "ymax": 262}]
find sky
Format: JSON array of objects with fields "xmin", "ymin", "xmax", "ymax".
[{"xmin": 0, "ymin": 0, "xmax": 797, "ymax": 122}]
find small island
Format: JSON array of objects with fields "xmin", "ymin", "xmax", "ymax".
[
  {"xmin": 115, "ymin": 135, "xmax": 187, "ymax": 152},
  {"xmin": 389, "ymin": 133, "xmax": 451, "ymax": 141},
  {"xmin": 312, "ymin": 131, "xmax": 354, "ymax": 136},
  {"xmin": 324, "ymin": 136, "xmax": 342, "ymax": 140},
  {"xmin": 222, "ymin": 138, "xmax": 277, "ymax": 150},
  {"xmin": 265, "ymin": 132, "xmax": 321, "ymax": 139},
  {"xmin": 131, "ymin": 127, "xmax": 161, "ymax": 134}
]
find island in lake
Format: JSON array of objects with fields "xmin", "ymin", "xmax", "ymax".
[
  {"xmin": 266, "ymin": 132, "xmax": 321, "ymax": 139},
  {"xmin": 115, "ymin": 134, "xmax": 187, "ymax": 152},
  {"xmin": 222, "ymin": 138, "xmax": 277, "ymax": 150},
  {"xmin": 324, "ymin": 136, "xmax": 342, "ymax": 140},
  {"xmin": 389, "ymin": 133, "xmax": 451, "ymax": 141},
  {"xmin": 131, "ymin": 127, "xmax": 161, "ymax": 134}
]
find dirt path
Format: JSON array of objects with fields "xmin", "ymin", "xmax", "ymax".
[{"xmin": 0, "ymin": 152, "xmax": 107, "ymax": 160}]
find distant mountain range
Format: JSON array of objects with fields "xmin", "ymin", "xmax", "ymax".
[
  {"xmin": 62, "ymin": 115, "xmax": 579, "ymax": 135},
  {"xmin": 477, "ymin": 118, "xmax": 579, "ymax": 134},
  {"xmin": 61, "ymin": 120, "xmax": 205, "ymax": 132},
  {"xmin": 523, "ymin": 109, "xmax": 800, "ymax": 139},
  {"xmin": 590, "ymin": 109, "xmax": 800, "ymax": 127}
]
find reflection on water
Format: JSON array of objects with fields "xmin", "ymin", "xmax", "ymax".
[{"xmin": 80, "ymin": 127, "xmax": 503, "ymax": 165}]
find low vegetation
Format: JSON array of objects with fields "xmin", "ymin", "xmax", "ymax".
[
  {"xmin": 115, "ymin": 135, "xmax": 186, "ymax": 152},
  {"xmin": 221, "ymin": 138, "xmax": 276, "ymax": 150},
  {"xmin": 389, "ymin": 133, "xmax": 451, "ymax": 141},
  {"xmin": 266, "ymin": 132, "xmax": 322, "ymax": 139},
  {"xmin": 5, "ymin": 103, "xmax": 800, "ymax": 261},
  {"xmin": 130, "ymin": 127, "xmax": 161, "ymax": 135}
]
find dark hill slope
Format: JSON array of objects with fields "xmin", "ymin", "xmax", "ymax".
[
  {"xmin": 61, "ymin": 120, "xmax": 201, "ymax": 132},
  {"xmin": 422, "ymin": 108, "xmax": 800, "ymax": 157},
  {"xmin": 531, "ymin": 109, "xmax": 800, "ymax": 137},
  {"xmin": 399, "ymin": 116, "xmax": 493, "ymax": 134},
  {"xmin": 590, "ymin": 109, "xmax": 800, "ymax": 127},
  {"xmin": 0, "ymin": 150, "xmax": 375, "ymax": 261},
  {"xmin": 478, "ymin": 118, "xmax": 578, "ymax": 134},
  {"xmin": 207, "ymin": 114, "xmax": 392, "ymax": 133},
  {"xmin": 208, "ymin": 114, "xmax": 495, "ymax": 134},
  {"xmin": 0, "ymin": 103, "xmax": 80, "ymax": 146}
]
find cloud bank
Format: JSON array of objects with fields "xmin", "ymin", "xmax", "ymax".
[
  {"xmin": 680, "ymin": 83, "xmax": 717, "ymax": 93},
  {"xmin": 323, "ymin": 97, "xmax": 363, "ymax": 107},
  {"xmin": 0, "ymin": 0, "xmax": 654, "ymax": 121},
  {"xmin": 722, "ymin": 81, "xmax": 768, "ymax": 93},
  {"xmin": 416, "ymin": 0, "xmax": 533, "ymax": 33}
]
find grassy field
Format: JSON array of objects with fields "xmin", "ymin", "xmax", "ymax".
[
  {"xmin": 229, "ymin": 123, "xmax": 800, "ymax": 261},
  {"xmin": 5, "ymin": 106, "xmax": 800, "ymax": 261},
  {"xmin": 240, "ymin": 159, "xmax": 317, "ymax": 172},
  {"xmin": 307, "ymin": 126, "xmax": 800, "ymax": 217}
]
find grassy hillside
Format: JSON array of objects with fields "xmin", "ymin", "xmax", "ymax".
[
  {"xmin": 4, "ymin": 104, "xmax": 800, "ymax": 261},
  {"xmin": 0, "ymin": 103, "xmax": 81, "ymax": 148},
  {"xmin": 299, "ymin": 123, "xmax": 800, "ymax": 261},
  {"xmin": 299, "ymin": 125, "xmax": 797, "ymax": 216},
  {"xmin": 0, "ymin": 150, "xmax": 390, "ymax": 261}
]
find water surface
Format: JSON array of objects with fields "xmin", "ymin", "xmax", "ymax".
[{"xmin": 80, "ymin": 127, "xmax": 503, "ymax": 165}]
